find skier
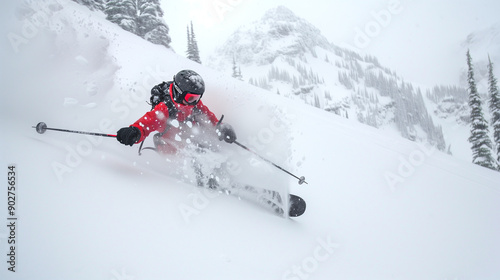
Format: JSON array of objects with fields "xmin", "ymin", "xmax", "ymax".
[
  {"xmin": 113, "ymin": 70, "xmax": 305, "ymax": 216},
  {"xmin": 115, "ymin": 69, "xmax": 236, "ymax": 154}
]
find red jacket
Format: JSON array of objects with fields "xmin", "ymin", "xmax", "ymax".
[{"xmin": 130, "ymin": 83, "xmax": 219, "ymax": 153}]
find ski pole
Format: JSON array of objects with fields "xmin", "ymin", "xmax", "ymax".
[
  {"xmin": 233, "ymin": 140, "xmax": 308, "ymax": 185},
  {"xmin": 32, "ymin": 122, "xmax": 117, "ymax": 138}
]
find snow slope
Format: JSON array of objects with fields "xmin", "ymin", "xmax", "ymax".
[{"xmin": 1, "ymin": 1, "xmax": 500, "ymax": 280}]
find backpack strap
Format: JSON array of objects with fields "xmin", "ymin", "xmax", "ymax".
[
  {"xmin": 162, "ymin": 82, "xmax": 178, "ymax": 119},
  {"xmin": 138, "ymin": 82, "xmax": 178, "ymax": 155},
  {"xmin": 158, "ymin": 82, "xmax": 178, "ymax": 136}
]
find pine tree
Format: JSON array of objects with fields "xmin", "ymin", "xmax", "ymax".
[
  {"xmin": 140, "ymin": 0, "xmax": 171, "ymax": 47},
  {"xmin": 231, "ymin": 56, "xmax": 243, "ymax": 80},
  {"xmin": 105, "ymin": 0, "xmax": 138, "ymax": 33},
  {"xmin": 466, "ymin": 50, "xmax": 496, "ymax": 170},
  {"xmin": 487, "ymin": 55, "xmax": 500, "ymax": 169},
  {"xmin": 190, "ymin": 22, "xmax": 201, "ymax": 63},
  {"xmin": 105, "ymin": 0, "xmax": 170, "ymax": 48},
  {"xmin": 186, "ymin": 21, "xmax": 201, "ymax": 63},
  {"xmin": 314, "ymin": 94, "xmax": 321, "ymax": 108},
  {"xmin": 186, "ymin": 25, "xmax": 192, "ymax": 59}
]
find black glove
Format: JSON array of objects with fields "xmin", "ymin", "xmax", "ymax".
[
  {"xmin": 116, "ymin": 126, "xmax": 141, "ymax": 146},
  {"xmin": 217, "ymin": 123, "xmax": 237, "ymax": 144}
]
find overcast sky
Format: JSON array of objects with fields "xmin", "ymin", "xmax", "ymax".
[{"xmin": 165, "ymin": 0, "xmax": 500, "ymax": 87}]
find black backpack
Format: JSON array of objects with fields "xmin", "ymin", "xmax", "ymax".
[{"xmin": 149, "ymin": 81, "xmax": 178, "ymax": 118}]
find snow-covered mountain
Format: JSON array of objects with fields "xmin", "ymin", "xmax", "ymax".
[
  {"xmin": 2, "ymin": 1, "xmax": 500, "ymax": 280},
  {"xmin": 210, "ymin": 6, "xmax": 332, "ymax": 66},
  {"xmin": 208, "ymin": 6, "xmax": 478, "ymax": 157}
]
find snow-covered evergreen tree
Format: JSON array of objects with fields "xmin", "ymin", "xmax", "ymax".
[
  {"xmin": 231, "ymin": 56, "xmax": 237, "ymax": 78},
  {"xmin": 105, "ymin": 0, "xmax": 170, "ymax": 48},
  {"xmin": 105, "ymin": 0, "xmax": 137, "ymax": 33},
  {"xmin": 186, "ymin": 21, "xmax": 201, "ymax": 63},
  {"xmin": 232, "ymin": 56, "xmax": 243, "ymax": 80},
  {"xmin": 138, "ymin": 0, "xmax": 171, "ymax": 48},
  {"xmin": 466, "ymin": 50, "xmax": 496, "ymax": 170},
  {"xmin": 487, "ymin": 56, "xmax": 500, "ymax": 169},
  {"xmin": 314, "ymin": 94, "xmax": 321, "ymax": 108},
  {"xmin": 186, "ymin": 25, "xmax": 191, "ymax": 58}
]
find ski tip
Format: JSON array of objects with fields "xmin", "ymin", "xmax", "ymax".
[{"xmin": 289, "ymin": 194, "xmax": 306, "ymax": 217}]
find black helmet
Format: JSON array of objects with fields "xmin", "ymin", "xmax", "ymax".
[{"xmin": 172, "ymin": 70, "xmax": 205, "ymax": 105}]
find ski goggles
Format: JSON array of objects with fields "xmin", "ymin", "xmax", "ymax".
[
  {"xmin": 183, "ymin": 93, "xmax": 202, "ymax": 105},
  {"xmin": 173, "ymin": 82, "xmax": 203, "ymax": 105}
]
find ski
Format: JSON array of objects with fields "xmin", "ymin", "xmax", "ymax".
[
  {"xmin": 189, "ymin": 154, "xmax": 306, "ymax": 218},
  {"xmin": 229, "ymin": 185, "xmax": 306, "ymax": 218}
]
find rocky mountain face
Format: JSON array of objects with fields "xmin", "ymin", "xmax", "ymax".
[
  {"xmin": 461, "ymin": 22, "xmax": 500, "ymax": 88},
  {"xmin": 212, "ymin": 6, "xmax": 332, "ymax": 66},
  {"xmin": 209, "ymin": 6, "xmax": 454, "ymax": 151},
  {"xmin": 427, "ymin": 22, "xmax": 500, "ymax": 156}
]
